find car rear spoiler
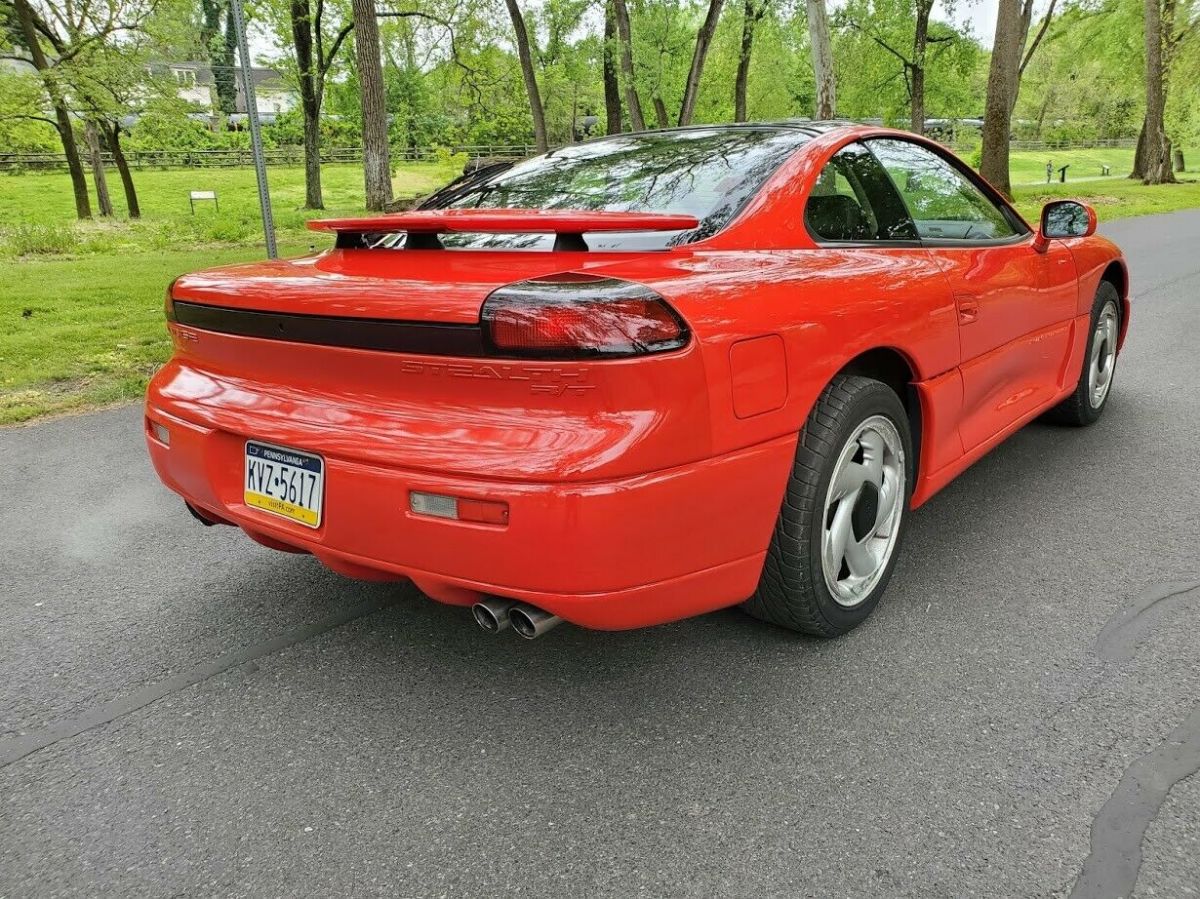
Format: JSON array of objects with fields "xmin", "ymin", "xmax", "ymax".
[{"xmin": 307, "ymin": 209, "xmax": 701, "ymax": 251}]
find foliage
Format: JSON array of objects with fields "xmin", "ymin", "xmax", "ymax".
[
  {"xmin": 0, "ymin": 71, "xmax": 59, "ymax": 154},
  {"xmin": 124, "ymin": 96, "xmax": 220, "ymax": 150}
]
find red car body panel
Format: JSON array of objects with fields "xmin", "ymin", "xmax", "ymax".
[{"xmin": 145, "ymin": 125, "xmax": 1129, "ymax": 629}]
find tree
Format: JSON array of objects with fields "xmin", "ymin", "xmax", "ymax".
[
  {"xmin": 200, "ymin": 0, "xmax": 237, "ymax": 115},
  {"xmin": 1140, "ymin": 0, "xmax": 1176, "ymax": 182},
  {"xmin": 603, "ymin": 0, "xmax": 622, "ymax": 132},
  {"xmin": 678, "ymin": 0, "xmax": 726, "ymax": 125},
  {"xmin": 980, "ymin": 0, "xmax": 1025, "ymax": 196},
  {"xmin": 838, "ymin": 0, "xmax": 959, "ymax": 133},
  {"xmin": 350, "ymin": 0, "xmax": 392, "ymax": 210},
  {"xmin": 285, "ymin": 0, "xmax": 353, "ymax": 207},
  {"xmin": 83, "ymin": 120, "xmax": 114, "ymax": 216},
  {"xmin": 66, "ymin": 38, "xmax": 162, "ymax": 218},
  {"xmin": 806, "ymin": 0, "xmax": 836, "ymax": 118},
  {"xmin": 5, "ymin": 0, "xmax": 91, "ymax": 217},
  {"xmin": 1133, "ymin": 0, "xmax": 1196, "ymax": 182},
  {"xmin": 3, "ymin": 0, "xmax": 156, "ymax": 219},
  {"xmin": 610, "ymin": 0, "xmax": 645, "ymax": 130},
  {"xmin": 503, "ymin": 0, "xmax": 548, "ymax": 150},
  {"xmin": 979, "ymin": 0, "xmax": 1058, "ymax": 196},
  {"xmin": 734, "ymin": 0, "xmax": 766, "ymax": 121}
]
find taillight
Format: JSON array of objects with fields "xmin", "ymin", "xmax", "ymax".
[
  {"xmin": 481, "ymin": 274, "xmax": 689, "ymax": 358},
  {"xmin": 164, "ymin": 277, "xmax": 179, "ymax": 322}
]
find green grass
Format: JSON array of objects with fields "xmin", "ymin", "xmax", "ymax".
[
  {"xmin": 1002, "ymin": 146, "xmax": 1200, "ymax": 220},
  {"xmin": 0, "ymin": 162, "xmax": 458, "ymax": 424},
  {"xmin": 0, "ymin": 244, "xmax": 314, "ymax": 423},
  {"xmin": 1013, "ymin": 176, "xmax": 1200, "ymax": 222},
  {"xmin": 1, "ymin": 151, "xmax": 1199, "ymax": 424}
]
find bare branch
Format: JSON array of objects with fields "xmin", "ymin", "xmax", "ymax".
[
  {"xmin": 1019, "ymin": 0, "xmax": 1058, "ymax": 76},
  {"xmin": 322, "ymin": 22, "xmax": 354, "ymax": 72}
]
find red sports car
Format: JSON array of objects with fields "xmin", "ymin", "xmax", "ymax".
[{"xmin": 145, "ymin": 122, "xmax": 1128, "ymax": 639}]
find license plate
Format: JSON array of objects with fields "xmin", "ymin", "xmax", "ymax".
[{"xmin": 243, "ymin": 441, "xmax": 324, "ymax": 528}]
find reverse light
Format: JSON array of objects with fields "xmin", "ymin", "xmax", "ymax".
[
  {"xmin": 410, "ymin": 491, "xmax": 509, "ymax": 525},
  {"xmin": 148, "ymin": 420, "xmax": 170, "ymax": 445},
  {"xmin": 481, "ymin": 274, "xmax": 689, "ymax": 358}
]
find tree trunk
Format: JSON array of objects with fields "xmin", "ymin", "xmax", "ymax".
[
  {"xmin": 1033, "ymin": 84, "xmax": 1054, "ymax": 141},
  {"xmin": 611, "ymin": 0, "xmax": 645, "ymax": 130},
  {"xmin": 910, "ymin": 0, "xmax": 931, "ymax": 134},
  {"xmin": 734, "ymin": 0, "xmax": 757, "ymax": 122},
  {"xmin": 84, "ymin": 122, "xmax": 114, "ymax": 217},
  {"xmin": 1013, "ymin": 0, "xmax": 1056, "ymax": 114},
  {"xmin": 979, "ymin": 0, "xmax": 1025, "ymax": 197},
  {"xmin": 504, "ymin": 0, "xmax": 549, "ymax": 152},
  {"xmin": 302, "ymin": 98, "xmax": 324, "ymax": 207},
  {"xmin": 12, "ymin": 0, "xmax": 90, "ymax": 219},
  {"xmin": 290, "ymin": 0, "xmax": 325, "ymax": 208},
  {"xmin": 678, "ymin": 0, "xmax": 725, "ymax": 126},
  {"xmin": 104, "ymin": 123, "xmax": 140, "ymax": 219},
  {"xmin": 602, "ymin": 3, "xmax": 622, "ymax": 134},
  {"xmin": 1130, "ymin": 120, "xmax": 1147, "ymax": 179},
  {"xmin": 218, "ymin": 3, "xmax": 239, "ymax": 114},
  {"xmin": 805, "ymin": 0, "xmax": 836, "ymax": 119},
  {"xmin": 1141, "ymin": 0, "xmax": 1175, "ymax": 184},
  {"xmin": 351, "ymin": 0, "xmax": 393, "ymax": 210},
  {"xmin": 910, "ymin": 64, "xmax": 925, "ymax": 135},
  {"xmin": 653, "ymin": 95, "xmax": 670, "ymax": 127}
]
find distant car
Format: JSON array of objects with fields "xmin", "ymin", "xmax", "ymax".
[{"xmin": 145, "ymin": 122, "xmax": 1128, "ymax": 639}]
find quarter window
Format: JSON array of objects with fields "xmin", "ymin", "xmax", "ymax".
[
  {"xmin": 805, "ymin": 143, "xmax": 918, "ymax": 243},
  {"xmin": 866, "ymin": 138, "xmax": 1020, "ymax": 242}
]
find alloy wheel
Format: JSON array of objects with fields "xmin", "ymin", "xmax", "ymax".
[
  {"xmin": 820, "ymin": 415, "xmax": 906, "ymax": 608},
  {"xmin": 1088, "ymin": 300, "xmax": 1119, "ymax": 409}
]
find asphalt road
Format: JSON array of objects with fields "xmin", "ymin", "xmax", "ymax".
[{"xmin": 2, "ymin": 210, "xmax": 1199, "ymax": 899}]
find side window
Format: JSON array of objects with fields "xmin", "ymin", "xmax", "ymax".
[
  {"xmin": 865, "ymin": 138, "xmax": 1020, "ymax": 242},
  {"xmin": 805, "ymin": 143, "xmax": 918, "ymax": 243}
]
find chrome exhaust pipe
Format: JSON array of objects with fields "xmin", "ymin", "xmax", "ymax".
[
  {"xmin": 472, "ymin": 598, "xmax": 516, "ymax": 633},
  {"xmin": 508, "ymin": 603, "xmax": 562, "ymax": 640}
]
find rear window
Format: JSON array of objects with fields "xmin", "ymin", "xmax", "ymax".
[{"xmin": 415, "ymin": 128, "xmax": 811, "ymax": 250}]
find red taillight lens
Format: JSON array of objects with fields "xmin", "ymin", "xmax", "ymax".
[{"xmin": 481, "ymin": 275, "xmax": 689, "ymax": 358}]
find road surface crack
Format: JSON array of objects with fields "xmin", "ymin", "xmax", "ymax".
[
  {"xmin": 1068, "ymin": 580, "xmax": 1200, "ymax": 898},
  {"xmin": 0, "ymin": 596, "xmax": 397, "ymax": 769}
]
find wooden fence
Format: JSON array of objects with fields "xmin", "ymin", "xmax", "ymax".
[{"xmin": 0, "ymin": 144, "xmax": 538, "ymax": 173}]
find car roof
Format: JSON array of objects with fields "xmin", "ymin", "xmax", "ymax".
[{"xmin": 575, "ymin": 120, "xmax": 857, "ymax": 145}]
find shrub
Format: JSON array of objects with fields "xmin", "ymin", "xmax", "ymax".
[{"xmin": 2, "ymin": 223, "xmax": 81, "ymax": 256}]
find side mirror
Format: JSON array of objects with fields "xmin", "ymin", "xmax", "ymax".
[{"xmin": 1034, "ymin": 200, "xmax": 1096, "ymax": 251}]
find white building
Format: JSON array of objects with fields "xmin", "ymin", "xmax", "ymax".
[{"xmin": 151, "ymin": 62, "xmax": 297, "ymax": 119}]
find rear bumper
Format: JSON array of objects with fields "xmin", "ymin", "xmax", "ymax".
[{"xmin": 144, "ymin": 404, "xmax": 794, "ymax": 630}]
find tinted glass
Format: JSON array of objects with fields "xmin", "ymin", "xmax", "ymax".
[
  {"xmin": 806, "ymin": 143, "xmax": 919, "ymax": 242},
  {"xmin": 866, "ymin": 138, "xmax": 1020, "ymax": 241},
  {"xmin": 416, "ymin": 128, "xmax": 811, "ymax": 250}
]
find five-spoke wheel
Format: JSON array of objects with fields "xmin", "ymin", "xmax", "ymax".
[
  {"xmin": 821, "ymin": 416, "xmax": 906, "ymax": 608},
  {"xmin": 743, "ymin": 374, "xmax": 912, "ymax": 636}
]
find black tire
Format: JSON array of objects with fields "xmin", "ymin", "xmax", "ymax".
[
  {"xmin": 1043, "ymin": 281, "xmax": 1122, "ymax": 426},
  {"xmin": 742, "ymin": 375, "xmax": 913, "ymax": 637}
]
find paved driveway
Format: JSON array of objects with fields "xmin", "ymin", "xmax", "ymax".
[{"xmin": 2, "ymin": 210, "xmax": 1199, "ymax": 898}]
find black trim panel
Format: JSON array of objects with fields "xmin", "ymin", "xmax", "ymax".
[{"xmin": 170, "ymin": 301, "xmax": 488, "ymax": 356}]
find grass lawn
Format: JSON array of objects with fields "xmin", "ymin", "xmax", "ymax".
[
  {"xmin": 1007, "ymin": 146, "xmax": 1198, "ymax": 185},
  {"xmin": 1, "ymin": 151, "xmax": 1198, "ymax": 424}
]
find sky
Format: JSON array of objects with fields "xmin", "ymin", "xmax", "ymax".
[{"xmin": 947, "ymin": 0, "xmax": 1003, "ymax": 45}]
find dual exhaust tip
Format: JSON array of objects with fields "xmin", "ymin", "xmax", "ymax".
[{"xmin": 472, "ymin": 598, "xmax": 562, "ymax": 639}]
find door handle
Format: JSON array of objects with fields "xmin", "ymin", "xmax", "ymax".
[{"xmin": 956, "ymin": 297, "xmax": 979, "ymax": 325}]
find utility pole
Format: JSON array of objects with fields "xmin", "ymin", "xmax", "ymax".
[{"xmin": 229, "ymin": 0, "xmax": 278, "ymax": 258}]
